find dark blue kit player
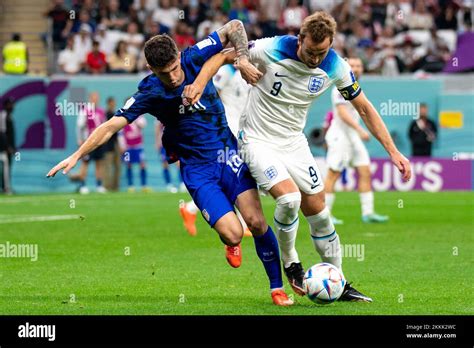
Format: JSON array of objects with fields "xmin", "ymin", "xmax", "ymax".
[{"xmin": 47, "ymin": 20, "xmax": 293, "ymax": 306}]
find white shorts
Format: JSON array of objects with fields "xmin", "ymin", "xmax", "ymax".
[
  {"xmin": 239, "ymin": 134, "xmax": 324, "ymax": 195},
  {"xmin": 326, "ymin": 134, "xmax": 370, "ymax": 172}
]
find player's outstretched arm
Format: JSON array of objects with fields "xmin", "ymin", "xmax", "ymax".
[
  {"xmin": 46, "ymin": 116, "xmax": 128, "ymax": 178},
  {"xmin": 350, "ymin": 92, "xmax": 412, "ymax": 181}
]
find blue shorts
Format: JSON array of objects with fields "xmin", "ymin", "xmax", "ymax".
[
  {"xmin": 122, "ymin": 148, "xmax": 144, "ymax": 164},
  {"xmin": 159, "ymin": 147, "xmax": 168, "ymax": 163},
  {"xmin": 181, "ymin": 154, "xmax": 257, "ymax": 227},
  {"xmin": 84, "ymin": 144, "xmax": 105, "ymax": 162}
]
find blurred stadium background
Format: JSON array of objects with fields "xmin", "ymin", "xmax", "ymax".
[{"xmin": 0, "ymin": 0, "xmax": 473, "ymax": 194}]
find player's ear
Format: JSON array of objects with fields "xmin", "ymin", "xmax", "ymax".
[{"xmin": 297, "ymin": 34, "xmax": 303, "ymax": 50}]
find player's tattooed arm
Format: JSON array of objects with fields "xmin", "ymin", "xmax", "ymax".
[
  {"xmin": 216, "ymin": 20, "xmax": 263, "ymax": 85},
  {"xmin": 350, "ymin": 92, "xmax": 412, "ymax": 181},
  {"xmin": 184, "ymin": 21, "xmax": 264, "ymax": 104},
  {"xmin": 46, "ymin": 116, "xmax": 128, "ymax": 177},
  {"xmin": 217, "ymin": 20, "xmax": 249, "ymax": 61}
]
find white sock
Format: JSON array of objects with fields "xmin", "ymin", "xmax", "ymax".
[
  {"xmin": 274, "ymin": 192, "xmax": 301, "ymax": 268},
  {"xmin": 186, "ymin": 200, "xmax": 199, "ymax": 214},
  {"xmin": 275, "ymin": 218, "xmax": 300, "ymax": 268},
  {"xmin": 306, "ymin": 207, "xmax": 342, "ymax": 270},
  {"xmin": 359, "ymin": 191, "xmax": 374, "ymax": 217},
  {"xmin": 236, "ymin": 209, "xmax": 248, "ymax": 231},
  {"xmin": 325, "ymin": 192, "xmax": 335, "ymax": 213}
]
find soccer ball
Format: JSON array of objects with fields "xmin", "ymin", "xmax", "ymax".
[{"xmin": 303, "ymin": 262, "xmax": 346, "ymax": 304}]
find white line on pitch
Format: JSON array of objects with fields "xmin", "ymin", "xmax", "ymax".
[{"xmin": 0, "ymin": 215, "xmax": 84, "ymax": 224}]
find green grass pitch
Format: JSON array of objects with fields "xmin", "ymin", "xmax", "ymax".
[{"xmin": 0, "ymin": 191, "xmax": 472, "ymax": 315}]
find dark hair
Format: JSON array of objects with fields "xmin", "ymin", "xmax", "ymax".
[
  {"xmin": 12, "ymin": 33, "xmax": 21, "ymax": 41},
  {"xmin": 3, "ymin": 97, "xmax": 14, "ymax": 108},
  {"xmin": 420, "ymin": 103, "xmax": 428, "ymax": 108},
  {"xmin": 115, "ymin": 40, "xmax": 126, "ymax": 55},
  {"xmin": 300, "ymin": 11, "xmax": 337, "ymax": 44},
  {"xmin": 144, "ymin": 34, "xmax": 178, "ymax": 68}
]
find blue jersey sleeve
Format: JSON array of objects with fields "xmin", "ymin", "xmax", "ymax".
[
  {"xmin": 186, "ymin": 31, "xmax": 223, "ymax": 67},
  {"xmin": 115, "ymin": 91, "xmax": 156, "ymax": 123}
]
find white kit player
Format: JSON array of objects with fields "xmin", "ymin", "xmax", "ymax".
[
  {"xmin": 179, "ymin": 64, "xmax": 252, "ymax": 237},
  {"xmin": 325, "ymin": 57, "xmax": 388, "ymax": 224},
  {"xmin": 184, "ymin": 11, "xmax": 411, "ymax": 302},
  {"xmin": 213, "ymin": 64, "xmax": 250, "ymax": 135}
]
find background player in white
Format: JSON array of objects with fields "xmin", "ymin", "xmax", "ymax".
[
  {"xmin": 213, "ymin": 64, "xmax": 250, "ymax": 136},
  {"xmin": 325, "ymin": 57, "xmax": 389, "ymax": 224},
  {"xmin": 179, "ymin": 64, "xmax": 252, "ymax": 237},
  {"xmin": 184, "ymin": 11, "xmax": 411, "ymax": 302},
  {"xmin": 69, "ymin": 91, "xmax": 107, "ymax": 194}
]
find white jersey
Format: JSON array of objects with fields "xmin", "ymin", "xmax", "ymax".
[
  {"xmin": 242, "ymin": 36, "xmax": 361, "ymax": 145},
  {"xmin": 327, "ymin": 86, "xmax": 361, "ymax": 143},
  {"xmin": 213, "ymin": 64, "xmax": 250, "ymax": 137},
  {"xmin": 326, "ymin": 89, "xmax": 370, "ymax": 171}
]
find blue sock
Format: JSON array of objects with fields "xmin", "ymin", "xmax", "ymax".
[
  {"xmin": 127, "ymin": 165, "xmax": 133, "ymax": 186},
  {"xmin": 341, "ymin": 168, "xmax": 348, "ymax": 186},
  {"xmin": 253, "ymin": 226, "xmax": 283, "ymax": 290},
  {"xmin": 96, "ymin": 179, "xmax": 102, "ymax": 187},
  {"xmin": 163, "ymin": 167, "xmax": 171, "ymax": 185},
  {"xmin": 140, "ymin": 167, "xmax": 147, "ymax": 186},
  {"xmin": 79, "ymin": 180, "xmax": 86, "ymax": 187}
]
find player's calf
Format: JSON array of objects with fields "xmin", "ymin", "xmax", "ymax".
[
  {"xmin": 241, "ymin": 213, "xmax": 267, "ymax": 236},
  {"xmin": 215, "ymin": 212, "xmax": 244, "ymax": 268},
  {"xmin": 272, "ymin": 191, "xmax": 305, "ymax": 295},
  {"xmin": 273, "ymin": 191, "xmax": 301, "ymax": 265},
  {"xmin": 306, "ymin": 206, "xmax": 342, "ymax": 270}
]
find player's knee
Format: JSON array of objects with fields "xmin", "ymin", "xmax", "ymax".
[
  {"xmin": 274, "ymin": 192, "xmax": 301, "ymax": 224},
  {"xmin": 225, "ymin": 232, "xmax": 242, "ymax": 246},
  {"xmin": 357, "ymin": 166, "xmax": 371, "ymax": 178}
]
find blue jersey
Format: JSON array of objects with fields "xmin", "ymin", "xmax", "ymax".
[{"xmin": 116, "ymin": 31, "xmax": 234, "ymax": 164}]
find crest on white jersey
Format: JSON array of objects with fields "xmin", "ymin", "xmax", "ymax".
[
  {"xmin": 308, "ymin": 76, "xmax": 324, "ymax": 93},
  {"xmin": 264, "ymin": 166, "xmax": 278, "ymax": 180}
]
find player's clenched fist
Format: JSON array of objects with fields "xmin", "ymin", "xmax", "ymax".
[
  {"xmin": 390, "ymin": 151, "xmax": 412, "ymax": 182},
  {"xmin": 46, "ymin": 155, "xmax": 79, "ymax": 178},
  {"xmin": 234, "ymin": 56, "xmax": 263, "ymax": 85},
  {"xmin": 182, "ymin": 83, "xmax": 204, "ymax": 106}
]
